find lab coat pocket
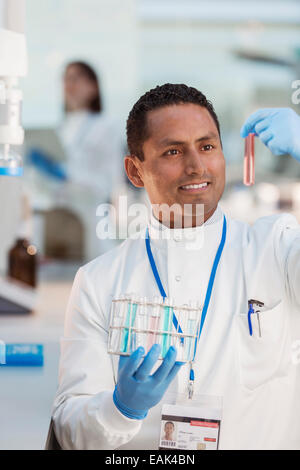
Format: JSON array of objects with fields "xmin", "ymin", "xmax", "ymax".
[{"xmin": 237, "ymin": 301, "xmax": 291, "ymax": 391}]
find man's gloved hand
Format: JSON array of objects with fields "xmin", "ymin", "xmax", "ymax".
[
  {"xmin": 113, "ymin": 344, "xmax": 183, "ymax": 420},
  {"xmin": 240, "ymin": 108, "xmax": 300, "ymax": 162}
]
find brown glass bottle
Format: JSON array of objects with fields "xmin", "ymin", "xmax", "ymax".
[{"xmin": 8, "ymin": 238, "xmax": 37, "ymax": 288}]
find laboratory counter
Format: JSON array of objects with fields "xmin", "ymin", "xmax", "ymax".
[{"xmin": 0, "ymin": 281, "xmax": 72, "ymax": 450}]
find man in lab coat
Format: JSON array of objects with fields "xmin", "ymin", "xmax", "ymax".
[{"xmin": 51, "ymin": 84, "xmax": 300, "ymax": 450}]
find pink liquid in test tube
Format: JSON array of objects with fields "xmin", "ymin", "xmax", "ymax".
[
  {"xmin": 147, "ymin": 317, "xmax": 159, "ymax": 351},
  {"xmin": 243, "ymin": 133, "xmax": 255, "ymax": 186}
]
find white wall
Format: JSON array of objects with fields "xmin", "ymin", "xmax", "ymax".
[
  {"xmin": 22, "ymin": 0, "xmax": 139, "ymax": 130},
  {"xmin": 137, "ymin": 0, "xmax": 300, "ymax": 164},
  {"xmin": 21, "ymin": 0, "xmax": 300, "ymax": 164}
]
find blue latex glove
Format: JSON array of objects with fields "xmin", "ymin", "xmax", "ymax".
[
  {"xmin": 113, "ymin": 344, "xmax": 183, "ymax": 420},
  {"xmin": 240, "ymin": 108, "xmax": 300, "ymax": 162},
  {"xmin": 27, "ymin": 148, "xmax": 67, "ymax": 181}
]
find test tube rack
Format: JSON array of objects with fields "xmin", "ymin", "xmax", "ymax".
[{"xmin": 107, "ymin": 294, "xmax": 202, "ymax": 362}]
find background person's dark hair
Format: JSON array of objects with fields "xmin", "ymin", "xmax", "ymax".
[
  {"xmin": 126, "ymin": 83, "xmax": 221, "ymax": 161},
  {"xmin": 64, "ymin": 61, "xmax": 102, "ymax": 113}
]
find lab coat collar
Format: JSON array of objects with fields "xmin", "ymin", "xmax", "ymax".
[{"xmin": 148, "ymin": 205, "xmax": 224, "ymax": 249}]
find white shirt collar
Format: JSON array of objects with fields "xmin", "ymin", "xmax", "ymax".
[{"xmin": 148, "ymin": 205, "xmax": 224, "ymax": 248}]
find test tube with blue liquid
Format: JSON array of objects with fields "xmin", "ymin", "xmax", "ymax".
[
  {"xmin": 108, "ymin": 294, "xmax": 123, "ymax": 355},
  {"xmin": 161, "ymin": 297, "xmax": 173, "ymax": 358},
  {"xmin": 121, "ymin": 293, "xmax": 138, "ymax": 354},
  {"xmin": 185, "ymin": 301, "xmax": 199, "ymax": 362}
]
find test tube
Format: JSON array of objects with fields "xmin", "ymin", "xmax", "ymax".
[
  {"xmin": 157, "ymin": 296, "xmax": 165, "ymax": 356},
  {"xmin": 161, "ymin": 297, "xmax": 173, "ymax": 358},
  {"xmin": 109, "ymin": 295, "xmax": 124, "ymax": 354},
  {"xmin": 180, "ymin": 304, "xmax": 189, "ymax": 362},
  {"xmin": 141, "ymin": 296, "xmax": 148, "ymax": 352},
  {"xmin": 130, "ymin": 294, "xmax": 138, "ymax": 352},
  {"xmin": 120, "ymin": 294, "xmax": 129, "ymax": 353},
  {"xmin": 134, "ymin": 296, "xmax": 143, "ymax": 350},
  {"xmin": 121, "ymin": 293, "xmax": 137, "ymax": 354},
  {"xmin": 161, "ymin": 298, "xmax": 169, "ymax": 358},
  {"xmin": 173, "ymin": 305, "xmax": 184, "ymax": 361},
  {"xmin": 243, "ymin": 133, "xmax": 255, "ymax": 186},
  {"xmin": 108, "ymin": 299, "xmax": 117, "ymax": 354},
  {"xmin": 147, "ymin": 296, "xmax": 160, "ymax": 352}
]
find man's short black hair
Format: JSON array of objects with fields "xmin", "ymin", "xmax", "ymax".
[{"xmin": 126, "ymin": 83, "xmax": 221, "ymax": 161}]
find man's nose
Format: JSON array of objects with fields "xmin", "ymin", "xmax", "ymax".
[{"xmin": 184, "ymin": 148, "xmax": 206, "ymax": 175}]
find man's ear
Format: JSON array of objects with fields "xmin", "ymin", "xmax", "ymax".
[{"xmin": 124, "ymin": 155, "xmax": 144, "ymax": 188}]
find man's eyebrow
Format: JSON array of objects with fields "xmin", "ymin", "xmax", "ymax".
[{"xmin": 157, "ymin": 132, "xmax": 219, "ymax": 147}]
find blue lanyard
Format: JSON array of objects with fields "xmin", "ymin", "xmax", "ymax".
[
  {"xmin": 145, "ymin": 228, "xmax": 183, "ymax": 337},
  {"xmin": 145, "ymin": 215, "xmax": 227, "ymax": 397}
]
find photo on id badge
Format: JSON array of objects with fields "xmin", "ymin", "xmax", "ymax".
[{"xmin": 158, "ymin": 402, "xmax": 221, "ymax": 450}]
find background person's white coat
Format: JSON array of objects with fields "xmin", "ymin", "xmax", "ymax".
[{"xmin": 56, "ymin": 110, "xmax": 124, "ymax": 260}]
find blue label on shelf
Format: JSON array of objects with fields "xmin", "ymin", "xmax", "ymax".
[{"xmin": 0, "ymin": 344, "xmax": 44, "ymax": 366}]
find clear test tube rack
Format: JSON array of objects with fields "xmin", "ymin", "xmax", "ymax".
[{"xmin": 107, "ymin": 295, "xmax": 202, "ymax": 363}]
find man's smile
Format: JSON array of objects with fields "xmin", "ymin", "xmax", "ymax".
[{"xmin": 178, "ymin": 181, "xmax": 211, "ymax": 193}]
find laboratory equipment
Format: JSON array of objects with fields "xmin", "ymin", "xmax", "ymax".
[
  {"xmin": 243, "ymin": 133, "xmax": 255, "ymax": 186},
  {"xmin": 8, "ymin": 238, "xmax": 37, "ymax": 287},
  {"xmin": 0, "ymin": 0, "xmax": 27, "ymax": 176},
  {"xmin": 0, "ymin": 146, "xmax": 23, "ymax": 176},
  {"xmin": 8, "ymin": 193, "xmax": 37, "ymax": 288},
  {"xmin": 0, "ymin": 0, "xmax": 27, "ymax": 274},
  {"xmin": 108, "ymin": 294, "xmax": 202, "ymax": 362}
]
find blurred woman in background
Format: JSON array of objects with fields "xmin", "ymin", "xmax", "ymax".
[
  {"xmin": 26, "ymin": 61, "xmax": 123, "ymax": 262},
  {"xmin": 59, "ymin": 61, "xmax": 122, "ymax": 206},
  {"xmin": 56, "ymin": 61, "xmax": 123, "ymax": 260},
  {"xmin": 60, "ymin": 61, "xmax": 118, "ymax": 190}
]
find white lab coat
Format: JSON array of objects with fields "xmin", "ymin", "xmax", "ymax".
[
  {"xmin": 56, "ymin": 111, "xmax": 123, "ymax": 260},
  {"xmin": 52, "ymin": 205, "xmax": 300, "ymax": 449}
]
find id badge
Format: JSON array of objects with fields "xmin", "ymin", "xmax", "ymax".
[{"xmin": 158, "ymin": 393, "xmax": 222, "ymax": 451}]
